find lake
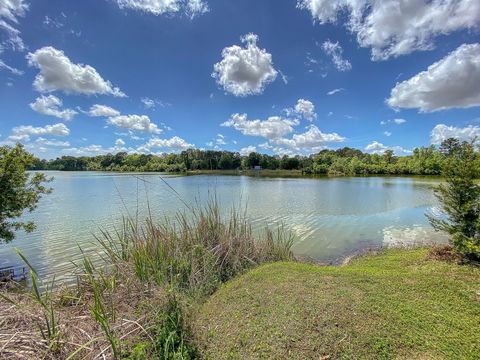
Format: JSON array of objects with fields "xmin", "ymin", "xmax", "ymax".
[{"xmin": 0, "ymin": 172, "xmax": 448, "ymax": 282}]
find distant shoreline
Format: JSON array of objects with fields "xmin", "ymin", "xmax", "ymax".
[{"xmin": 31, "ymin": 169, "xmax": 445, "ymax": 180}]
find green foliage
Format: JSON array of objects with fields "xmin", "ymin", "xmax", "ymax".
[
  {"xmin": 0, "ymin": 144, "xmax": 52, "ymax": 243},
  {"xmin": 148, "ymin": 296, "xmax": 198, "ymax": 359},
  {"xmin": 73, "ymin": 200, "xmax": 294, "ymax": 358},
  {"xmin": 96, "ymin": 201, "xmax": 295, "ymax": 297},
  {"xmin": 428, "ymin": 140, "xmax": 480, "ymax": 259},
  {"xmin": 127, "ymin": 342, "xmax": 149, "ymax": 360},
  {"xmin": 29, "ymin": 139, "xmax": 480, "ymax": 176},
  {"xmin": 16, "ymin": 249, "xmax": 62, "ymax": 352}
]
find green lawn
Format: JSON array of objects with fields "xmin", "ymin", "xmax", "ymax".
[{"xmin": 193, "ymin": 249, "xmax": 480, "ymax": 359}]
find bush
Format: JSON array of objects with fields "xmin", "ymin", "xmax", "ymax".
[{"xmin": 428, "ymin": 140, "xmax": 480, "ymax": 260}]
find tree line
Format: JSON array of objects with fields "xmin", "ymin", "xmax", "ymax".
[
  {"xmin": 29, "ymin": 138, "xmax": 479, "ymax": 176},
  {"xmin": 3, "ymin": 138, "xmax": 479, "ymax": 258}
]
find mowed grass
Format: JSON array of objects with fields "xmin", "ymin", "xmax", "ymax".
[{"xmin": 193, "ymin": 249, "xmax": 480, "ymax": 359}]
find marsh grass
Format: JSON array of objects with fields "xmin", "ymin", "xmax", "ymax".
[
  {"xmin": 95, "ymin": 200, "xmax": 295, "ymax": 298},
  {"xmin": 2, "ymin": 250, "xmax": 61, "ymax": 350},
  {"xmin": 1, "ymin": 198, "xmax": 295, "ymax": 359},
  {"xmin": 80, "ymin": 199, "xmax": 295, "ymax": 358}
]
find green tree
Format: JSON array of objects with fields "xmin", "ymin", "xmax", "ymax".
[
  {"xmin": 427, "ymin": 139, "xmax": 480, "ymax": 259},
  {"xmin": 0, "ymin": 144, "xmax": 52, "ymax": 243},
  {"xmin": 246, "ymin": 152, "xmax": 261, "ymax": 169},
  {"xmin": 383, "ymin": 149, "xmax": 395, "ymax": 164},
  {"xmin": 218, "ymin": 154, "xmax": 233, "ymax": 169},
  {"xmin": 439, "ymin": 137, "xmax": 461, "ymax": 156}
]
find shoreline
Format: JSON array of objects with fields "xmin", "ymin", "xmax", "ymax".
[
  {"xmin": 2, "ymin": 245, "xmax": 478, "ymax": 359},
  {"xmin": 32, "ymin": 168, "xmax": 445, "ymax": 180}
]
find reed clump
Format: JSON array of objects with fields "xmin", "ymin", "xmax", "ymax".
[
  {"xmin": 0, "ymin": 200, "xmax": 295, "ymax": 359},
  {"xmin": 98, "ymin": 201, "xmax": 295, "ymax": 297}
]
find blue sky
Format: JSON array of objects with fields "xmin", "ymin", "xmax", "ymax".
[{"xmin": 0, "ymin": 0, "xmax": 479, "ymax": 159}]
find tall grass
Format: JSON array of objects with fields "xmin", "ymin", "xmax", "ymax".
[
  {"xmin": 94, "ymin": 200, "xmax": 295, "ymax": 298},
  {"xmin": 4, "ymin": 199, "xmax": 295, "ymax": 359},
  {"xmin": 5, "ymin": 250, "xmax": 62, "ymax": 352},
  {"xmin": 81, "ymin": 255, "xmax": 120, "ymax": 358},
  {"xmin": 81, "ymin": 199, "xmax": 295, "ymax": 358}
]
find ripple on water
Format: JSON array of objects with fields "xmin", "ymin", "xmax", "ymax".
[{"xmin": 0, "ymin": 173, "xmax": 444, "ymax": 282}]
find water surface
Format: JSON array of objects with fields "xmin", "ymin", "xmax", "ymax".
[{"xmin": 0, "ymin": 172, "xmax": 448, "ymax": 281}]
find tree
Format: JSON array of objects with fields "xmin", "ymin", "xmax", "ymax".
[
  {"xmin": 0, "ymin": 144, "xmax": 52, "ymax": 243},
  {"xmin": 427, "ymin": 140, "xmax": 480, "ymax": 259},
  {"xmin": 383, "ymin": 149, "xmax": 395, "ymax": 164},
  {"xmin": 439, "ymin": 137, "xmax": 461, "ymax": 156},
  {"xmin": 218, "ymin": 154, "xmax": 233, "ymax": 170},
  {"xmin": 246, "ymin": 152, "xmax": 261, "ymax": 168}
]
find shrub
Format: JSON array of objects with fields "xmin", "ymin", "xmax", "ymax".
[{"xmin": 428, "ymin": 140, "xmax": 480, "ymax": 260}]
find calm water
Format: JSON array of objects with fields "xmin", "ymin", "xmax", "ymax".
[{"xmin": 0, "ymin": 172, "xmax": 448, "ymax": 282}]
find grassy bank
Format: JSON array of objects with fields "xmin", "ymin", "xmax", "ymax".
[
  {"xmin": 194, "ymin": 248, "xmax": 480, "ymax": 359},
  {"xmin": 2, "ymin": 211, "xmax": 479, "ymax": 359},
  {"xmin": 0, "ymin": 202, "xmax": 294, "ymax": 359}
]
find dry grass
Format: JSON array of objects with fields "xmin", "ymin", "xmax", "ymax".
[
  {"xmin": 1, "ymin": 269, "xmax": 166, "ymax": 359},
  {"xmin": 0, "ymin": 200, "xmax": 294, "ymax": 359},
  {"xmin": 427, "ymin": 244, "xmax": 466, "ymax": 264}
]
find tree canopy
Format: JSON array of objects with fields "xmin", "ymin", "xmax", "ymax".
[
  {"xmin": 0, "ymin": 144, "xmax": 52, "ymax": 243},
  {"xmin": 30, "ymin": 139, "xmax": 480, "ymax": 177},
  {"xmin": 428, "ymin": 140, "xmax": 480, "ymax": 259}
]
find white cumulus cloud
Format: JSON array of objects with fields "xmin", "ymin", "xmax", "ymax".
[
  {"xmin": 322, "ymin": 40, "xmax": 351, "ymax": 71},
  {"xmin": 88, "ymin": 104, "xmax": 121, "ymax": 117},
  {"xmin": 222, "ymin": 113, "xmax": 298, "ymax": 140},
  {"xmin": 10, "ymin": 123, "xmax": 70, "ymax": 142},
  {"xmin": 271, "ymin": 125, "xmax": 345, "ymax": 154},
  {"xmin": 36, "ymin": 137, "xmax": 70, "ymax": 147},
  {"xmin": 140, "ymin": 136, "xmax": 194, "ymax": 152},
  {"xmin": 27, "ymin": 46, "xmax": 126, "ymax": 97},
  {"xmin": 63, "ymin": 144, "xmax": 120, "ymax": 156},
  {"xmin": 387, "ymin": 43, "xmax": 480, "ymax": 112},
  {"xmin": 212, "ymin": 33, "xmax": 278, "ymax": 97},
  {"xmin": 294, "ymin": 99, "xmax": 317, "ymax": 121},
  {"xmin": 365, "ymin": 141, "xmax": 410, "ymax": 155},
  {"xmin": 63, "ymin": 138, "xmax": 132, "ymax": 156},
  {"xmin": 30, "ymin": 95, "xmax": 77, "ymax": 121},
  {"xmin": 115, "ymin": 0, "xmax": 208, "ymax": 18},
  {"xmin": 239, "ymin": 146, "xmax": 257, "ymax": 156},
  {"xmin": 430, "ymin": 124, "xmax": 480, "ymax": 145},
  {"xmin": 298, "ymin": 0, "xmax": 480, "ymax": 60},
  {"xmin": 108, "ymin": 114, "xmax": 162, "ymax": 134}
]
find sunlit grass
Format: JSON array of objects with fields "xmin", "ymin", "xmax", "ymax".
[{"xmin": 194, "ymin": 248, "xmax": 480, "ymax": 359}]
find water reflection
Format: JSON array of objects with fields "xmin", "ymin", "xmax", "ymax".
[{"xmin": 0, "ymin": 172, "xmax": 448, "ymax": 281}]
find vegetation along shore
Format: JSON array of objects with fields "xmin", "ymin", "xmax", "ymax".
[
  {"xmin": 2, "ymin": 0, "xmax": 480, "ymax": 358},
  {"xmin": 1, "ymin": 138, "xmax": 480, "ymax": 359},
  {"xmin": 29, "ymin": 140, "xmax": 466, "ymax": 176}
]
